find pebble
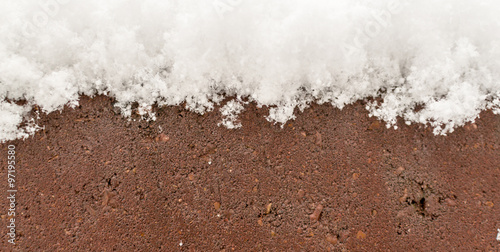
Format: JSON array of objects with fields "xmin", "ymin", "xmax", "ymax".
[
  {"xmin": 315, "ymin": 131, "xmax": 322, "ymax": 146},
  {"xmin": 326, "ymin": 234, "xmax": 338, "ymax": 245},
  {"xmin": 352, "ymin": 173, "xmax": 360, "ymax": 180},
  {"xmin": 356, "ymin": 231, "xmax": 366, "ymax": 239},
  {"xmin": 465, "ymin": 123, "xmax": 478, "ymax": 131},
  {"xmin": 368, "ymin": 121, "xmax": 381, "ymax": 130},
  {"xmin": 445, "ymin": 198, "xmax": 457, "ymax": 206},
  {"xmin": 395, "ymin": 166, "xmax": 405, "ymax": 176},
  {"xmin": 266, "ymin": 203, "xmax": 272, "ymax": 214},
  {"xmin": 155, "ymin": 133, "xmax": 170, "ymax": 143},
  {"xmin": 214, "ymin": 202, "xmax": 221, "ymax": 211},
  {"xmin": 309, "ymin": 204, "xmax": 323, "ymax": 222}
]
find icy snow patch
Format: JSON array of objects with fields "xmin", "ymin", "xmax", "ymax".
[{"xmin": 1, "ymin": 0, "xmax": 500, "ymax": 141}]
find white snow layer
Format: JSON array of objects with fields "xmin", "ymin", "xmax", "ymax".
[{"xmin": 1, "ymin": 0, "xmax": 500, "ymax": 141}]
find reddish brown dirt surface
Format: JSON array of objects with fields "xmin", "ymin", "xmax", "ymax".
[{"xmin": 1, "ymin": 95, "xmax": 500, "ymax": 251}]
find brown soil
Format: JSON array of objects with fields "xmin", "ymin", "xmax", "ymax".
[{"xmin": 1, "ymin": 95, "xmax": 500, "ymax": 251}]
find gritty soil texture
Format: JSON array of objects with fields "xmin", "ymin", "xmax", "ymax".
[{"xmin": 1, "ymin": 95, "xmax": 500, "ymax": 251}]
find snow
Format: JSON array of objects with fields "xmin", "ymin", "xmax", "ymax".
[
  {"xmin": 219, "ymin": 100, "xmax": 245, "ymax": 129},
  {"xmin": 1, "ymin": 0, "xmax": 500, "ymax": 141}
]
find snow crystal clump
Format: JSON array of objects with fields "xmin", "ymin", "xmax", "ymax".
[
  {"xmin": 0, "ymin": 102, "xmax": 33, "ymax": 141},
  {"xmin": 1, "ymin": 0, "xmax": 500, "ymax": 141},
  {"xmin": 219, "ymin": 100, "xmax": 245, "ymax": 129}
]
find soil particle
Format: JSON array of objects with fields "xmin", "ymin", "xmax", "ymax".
[
  {"xmin": 352, "ymin": 173, "xmax": 360, "ymax": 180},
  {"xmin": 315, "ymin": 131, "xmax": 322, "ymax": 146},
  {"xmin": 399, "ymin": 188, "xmax": 409, "ymax": 203},
  {"xmin": 368, "ymin": 120, "xmax": 382, "ymax": 130},
  {"xmin": 214, "ymin": 202, "xmax": 221, "ymax": 211},
  {"xmin": 84, "ymin": 205, "xmax": 97, "ymax": 216},
  {"xmin": 356, "ymin": 231, "xmax": 367, "ymax": 239},
  {"xmin": 298, "ymin": 189, "xmax": 305, "ymax": 198},
  {"xmin": 339, "ymin": 230, "xmax": 350, "ymax": 243},
  {"xmin": 424, "ymin": 195, "xmax": 440, "ymax": 216},
  {"xmin": 445, "ymin": 198, "xmax": 457, "ymax": 206},
  {"xmin": 266, "ymin": 203, "xmax": 272, "ymax": 214},
  {"xmin": 395, "ymin": 166, "xmax": 405, "ymax": 175},
  {"xmin": 309, "ymin": 204, "xmax": 324, "ymax": 222},
  {"xmin": 102, "ymin": 190, "xmax": 117, "ymax": 208},
  {"xmin": 464, "ymin": 123, "xmax": 478, "ymax": 131},
  {"xmin": 325, "ymin": 234, "xmax": 338, "ymax": 245},
  {"xmin": 155, "ymin": 133, "xmax": 170, "ymax": 142}
]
